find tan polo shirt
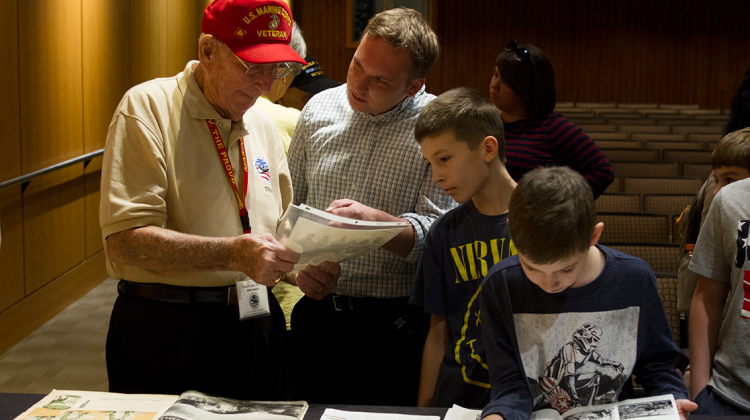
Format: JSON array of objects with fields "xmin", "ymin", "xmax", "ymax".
[{"xmin": 100, "ymin": 61, "xmax": 293, "ymax": 287}]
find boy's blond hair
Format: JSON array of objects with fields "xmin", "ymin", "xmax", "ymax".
[
  {"xmin": 508, "ymin": 167, "xmax": 596, "ymax": 264},
  {"xmin": 712, "ymin": 127, "xmax": 750, "ymax": 171},
  {"xmin": 415, "ymin": 87, "xmax": 506, "ymax": 162}
]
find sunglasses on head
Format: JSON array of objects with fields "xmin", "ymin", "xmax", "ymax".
[{"xmin": 505, "ymin": 40, "xmax": 530, "ymax": 62}]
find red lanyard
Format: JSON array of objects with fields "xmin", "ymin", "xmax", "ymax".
[{"xmin": 206, "ymin": 119, "xmax": 251, "ymax": 234}]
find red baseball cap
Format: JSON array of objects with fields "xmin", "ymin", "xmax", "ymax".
[{"xmin": 202, "ymin": 0, "xmax": 305, "ymax": 65}]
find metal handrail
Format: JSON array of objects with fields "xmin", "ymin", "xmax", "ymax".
[{"xmin": 0, "ymin": 148, "xmax": 104, "ymax": 190}]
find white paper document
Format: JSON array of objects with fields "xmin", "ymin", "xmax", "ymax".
[
  {"xmin": 320, "ymin": 408, "xmax": 440, "ymax": 420},
  {"xmin": 444, "ymin": 404, "xmax": 481, "ymax": 420},
  {"xmin": 276, "ymin": 204, "xmax": 408, "ymax": 273}
]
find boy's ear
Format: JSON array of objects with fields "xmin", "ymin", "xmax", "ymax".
[
  {"xmin": 482, "ymin": 136, "xmax": 499, "ymax": 162},
  {"xmin": 590, "ymin": 222, "xmax": 604, "ymax": 246}
]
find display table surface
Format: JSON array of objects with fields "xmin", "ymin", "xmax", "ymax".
[
  {"xmin": 0, "ymin": 392, "xmax": 448, "ymax": 420},
  {"xmin": 4, "ymin": 392, "xmax": 749, "ymax": 420}
]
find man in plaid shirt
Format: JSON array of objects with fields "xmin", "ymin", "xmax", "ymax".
[{"xmin": 286, "ymin": 7, "xmax": 456, "ymax": 407}]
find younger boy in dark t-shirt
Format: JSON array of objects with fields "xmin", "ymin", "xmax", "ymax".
[
  {"xmin": 410, "ymin": 87, "xmax": 518, "ymax": 408},
  {"xmin": 479, "ymin": 167, "xmax": 696, "ymax": 420}
]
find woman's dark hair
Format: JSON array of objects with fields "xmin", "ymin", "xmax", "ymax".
[
  {"xmin": 725, "ymin": 65, "xmax": 750, "ymax": 135},
  {"xmin": 496, "ymin": 42, "xmax": 556, "ymax": 125}
]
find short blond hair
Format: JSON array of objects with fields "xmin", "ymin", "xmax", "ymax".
[{"xmin": 712, "ymin": 127, "xmax": 750, "ymax": 171}]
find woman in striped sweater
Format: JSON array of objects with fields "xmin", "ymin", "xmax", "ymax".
[{"xmin": 490, "ymin": 40, "xmax": 614, "ymax": 198}]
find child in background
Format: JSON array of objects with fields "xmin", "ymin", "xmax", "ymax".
[
  {"xmin": 688, "ymin": 175, "xmax": 750, "ymax": 414},
  {"xmin": 410, "ymin": 87, "xmax": 517, "ymax": 408},
  {"xmin": 677, "ymin": 127, "xmax": 750, "ymax": 319}
]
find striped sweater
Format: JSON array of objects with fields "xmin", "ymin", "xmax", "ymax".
[{"xmin": 504, "ymin": 112, "xmax": 614, "ymax": 198}]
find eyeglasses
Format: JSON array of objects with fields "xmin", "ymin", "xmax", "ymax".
[
  {"xmin": 505, "ymin": 40, "xmax": 530, "ymax": 62},
  {"xmin": 233, "ymin": 52, "xmax": 292, "ymax": 80}
]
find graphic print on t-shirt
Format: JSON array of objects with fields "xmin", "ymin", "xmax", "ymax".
[
  {"xmin": 514, "ymin": 309, "xmax": 638, "ymax": 413},
  {"xmin": 453, "ymin": 238, "xmax": 516, "ymax": 388},
  {"xmin": 735, "ymin": 220, "xmax": 750, "ymax": 318}
]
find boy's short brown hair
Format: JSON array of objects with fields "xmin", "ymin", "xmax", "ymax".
[
  {"xmin": 508, "ymin": 167, "xmax": 596, "ymax": 264},
  {"xmin": 414, "ymin": 87, "xmax": 506, "ymax": 162},
  {"xmin": 712, "ymin": 127, "xmax": 750, "ymax": 171}
]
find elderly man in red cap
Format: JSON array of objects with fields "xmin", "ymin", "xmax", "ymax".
[{"xmin": 99, "ymin": 0, "xmax": 339, "ymax": 400}]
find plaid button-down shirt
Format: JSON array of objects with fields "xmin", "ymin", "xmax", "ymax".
[{"xmin": 288, "ymin": 84, "xmax": 457, "ymax": 298}]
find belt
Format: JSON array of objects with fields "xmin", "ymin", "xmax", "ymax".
[
  {"xmin": 118, "ymin": 280, "xmax": 238, "ymax": 305},
  {"xmin": 322, "ymin": 294, "xmax": 409, "ymax": 312}
]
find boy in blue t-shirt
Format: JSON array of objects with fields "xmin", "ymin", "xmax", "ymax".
[
  {"xmin": 410, "ymin": 87, "xmax": 518, "ymax": 408},
  {"xmin": 479, "ymin": 167, "xmax": 696, "ymax": 420}
]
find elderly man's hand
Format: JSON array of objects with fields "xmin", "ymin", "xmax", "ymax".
[
  {"xmin": 232, "ymin": 233, "xmax": 299, "ymax": 287},
  {"xmin": 296, "ymin": 261, "xmax": 341, "ymax": 299}
]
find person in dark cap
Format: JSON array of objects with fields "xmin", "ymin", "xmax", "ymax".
[
  {"xmin": 100, "ymin": 0, "xmax": 339, "ymax": 400},
  {"xmin": 276, "ymin": 55, "xmax": 342, "ymax": 111}
]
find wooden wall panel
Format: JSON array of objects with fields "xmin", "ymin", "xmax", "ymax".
[
  {"xmin": 18, "ymin": 0, "xmax": 84, "ymax": 174},
  {"xmin": 82, "ymin": 0, "xmax": 130, "ymax": 259},
  {"xmin": 131, "ymin": 0, "xmax": 168, "ymax": 86},
  {"xmin": 0, "ymin": 251, "xmax": 107, "ymax": 356},
  {"xmin": 23, "ymin": 166, "xmax": 86, "ymax": 295},
  {"xmin": 167, "ymin": 0, "xmax": 205, "ymax": 76},
  {"xmin": 294, "ymin": 0, "xmax": 351, "ymax": 85},
  {"xmin": 84, "ymin": 158, "xmax": 103, "ymax": 258},
  {"xmin": 297, "ymin": 0, "xmax": 750, "ymax": 109},
  {"xmin": 82, "ymin": 0, "xmax": 131, "ymax": 154},
  {"xmin": 0, "ymin": 0, "xmax": 20, "ymax": 184},
  {"xmin": 0, "ymin": 186, "xmax": 24, "ymax": 313}
]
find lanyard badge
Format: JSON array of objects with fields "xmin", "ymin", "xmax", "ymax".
[{"xmin": 209, "ymin": 121, "xmax": 271, "ymax": 319}]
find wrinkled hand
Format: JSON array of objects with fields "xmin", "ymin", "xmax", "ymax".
[
  {"xmin": 676, "ymin": 398, "xmax": 697, "ymax": 420},
  {"xmin": 233, "ymin": 233, "xmax": 299, "ymax": 287},
  {"xmin": 326, "ymin": 199, "xmax": 385, "ymax": 221},
  {"xmin": 296, "ymin": 261, "xmax": 341, "ymax": 299}
]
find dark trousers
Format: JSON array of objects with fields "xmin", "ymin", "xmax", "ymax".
[
  {"xmin": 694, "ymin": 386, "xmax": 750, "ymax": 416},
  {"xmin": 106, "ymin": 287, "xmax": 286, "ymax": 400},
  {"xmin": 290, "ymin": 295, "xmax": 429, "ymax": 406}
]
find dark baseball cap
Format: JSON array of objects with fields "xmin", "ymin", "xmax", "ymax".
[{"xmin": 289, "ymin": 55, "xmax": 341, "ymax": 94}]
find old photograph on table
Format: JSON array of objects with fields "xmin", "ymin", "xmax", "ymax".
[
  {"xmin": 14, "ymin": 389, "xmax": 178, "ymax": 420},
  {"xmin": 529, "ymin": 395, "xmax": 678, "ymax": 420},
  {"xmin": 158, "ymin": 391, "xmax": 307, "ymax": 420}
]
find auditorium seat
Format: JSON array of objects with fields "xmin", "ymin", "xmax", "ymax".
[
  {"xmin": 596, "ymin": 193, "xmax": 641, "ymax": 213},
  {"xmin": 602, "ymin": 242, "xmax": 681, "ymax": 274},
  {"xmin": 603, "ymin": 149, "xmax": 661, "ymax": 163},
  {"xmin": 596, "ymin": 140, "xmax": 641, "ymax": 149},
  {"xmin": 610, "ymin": 162, "xmax": 679, "ymax": 178},
  {"xmin": 644, "ymin": 141, "xmax": 705, "ymax": 151},
  {"xmin": 597, "ymin": 213, "xmax": 670, "ymax": 243},
  {"xmin": 672, "ymin": 125, "xmax": 724, "ymax": 135},
  {"xmin": 654, "ymin": 272, "xmax": 682, "ymax": 346},
  {"xmin": 588, "ymin": 132, "xmax": 629, "ymax": 141},
  {"xmin": 618, "ymin": 125, "xmax": 671, "ymax": 134},
  {"xmin": 623, "ymin": 177, "xmax": 703, "ymax": 196},
  {"xmin": 631, "ymin": 133, "xmax": 686, "ymax": 142},
  {"xmin": 683, "ymin": 163, "xmax": 713, "ymax": 180}
]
